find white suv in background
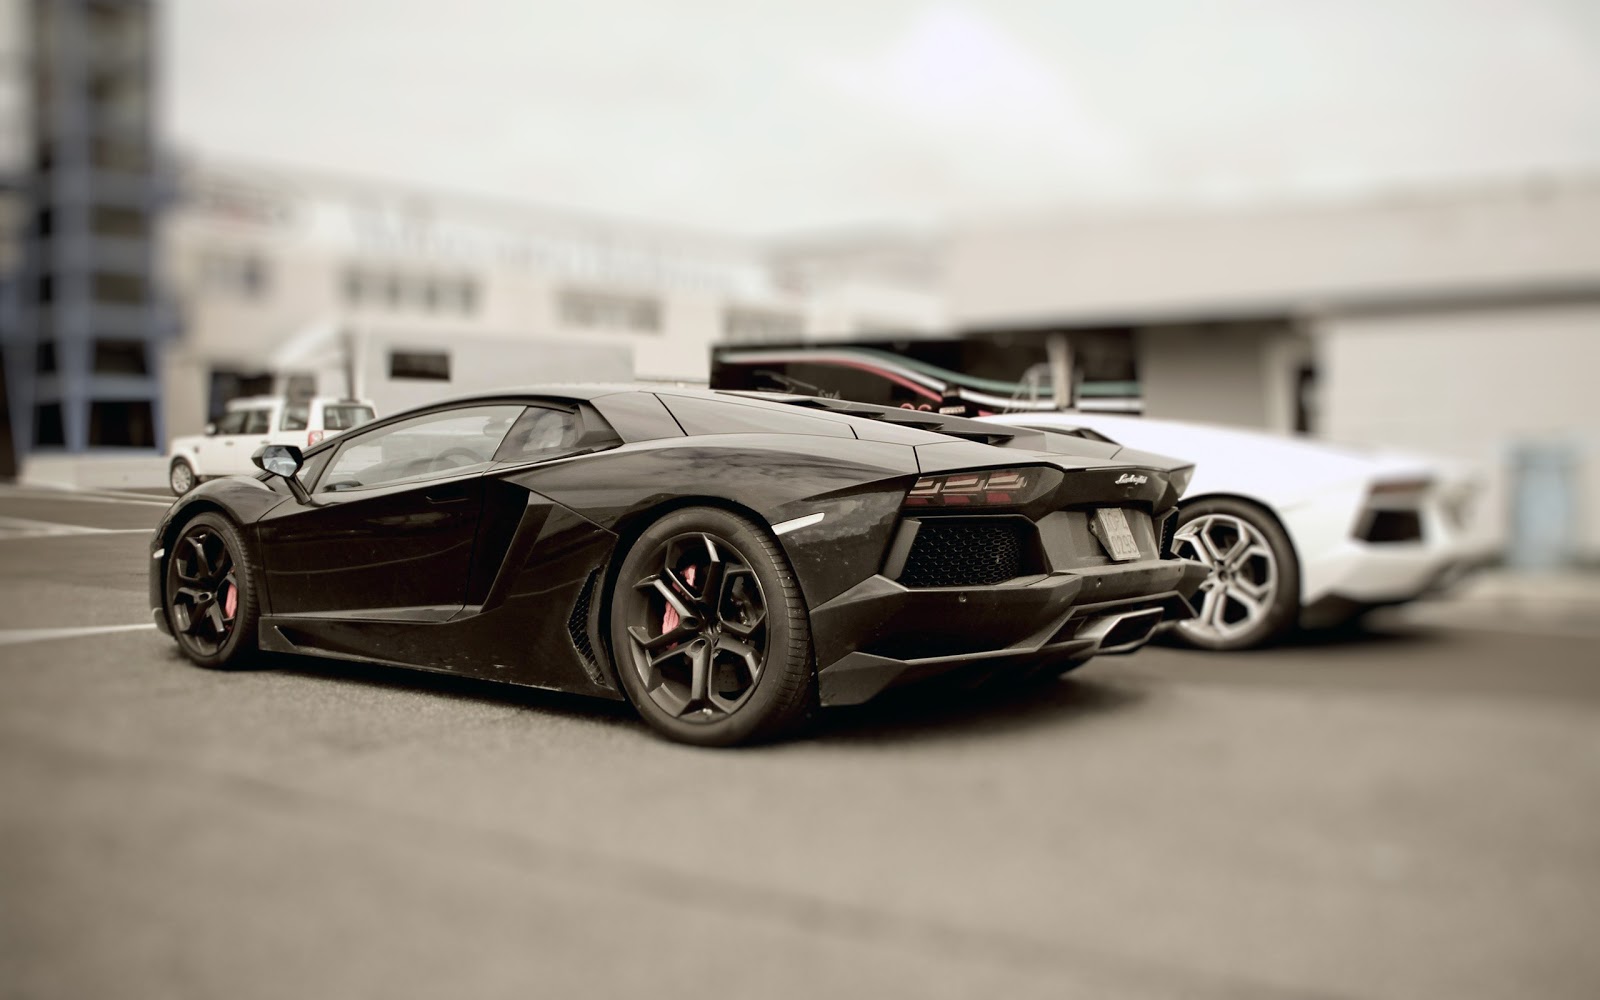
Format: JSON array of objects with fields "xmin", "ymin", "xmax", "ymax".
[{"xmin": 167, "ymin": 396, "xmax": 377, "ymax": 495}]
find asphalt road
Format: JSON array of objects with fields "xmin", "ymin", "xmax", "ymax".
[{"xmin": 1, "ymin": 484, "xmax": 1597, "ymax": 1000}]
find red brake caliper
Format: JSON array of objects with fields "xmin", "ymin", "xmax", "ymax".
[
  {"xmin": 222, "ymin": 583, "xmax": 238, "ymax": 620},
  {"xmin": 661, "ymin": 565, "xmax": 696, "ymax": 635}
]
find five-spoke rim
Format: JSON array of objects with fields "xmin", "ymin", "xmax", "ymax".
[
  {"xmin": 166, "ymin": 526, "xmax": 239, "ymax": 655},
  {"xmin": 1172, "ymin": 513, "xmax": 1278, "ymax": 642},
  {"xmin": 625, "ymin": 532, "xmax": 768, "ymax": 724}
]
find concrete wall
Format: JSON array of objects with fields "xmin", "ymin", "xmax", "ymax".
[
  {"xmin": 1136, "ymin": 324, "xmax": 1299, "ymax": 430},
  {"xmin": 946, "ymin": 177, "xmax": 1600, "ymax": 326},
  {"xmin": 1315, "ymin": 302, "xmax": 1600, "ymax": 560},
  {"xmin": 348, "ymin": 330, "xmax": 634, "ymax": 418}
]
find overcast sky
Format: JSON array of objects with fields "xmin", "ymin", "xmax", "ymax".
[{"xmin": 167, "ymin": 0, "xmax": 1600, "ymax": 235}]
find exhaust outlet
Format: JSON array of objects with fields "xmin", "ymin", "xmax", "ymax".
[{"xmin": 1077, "ymin": 607, "xmax": 1165, "ymax": 655}]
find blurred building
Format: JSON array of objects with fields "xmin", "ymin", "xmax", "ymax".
[
  {"xmin": 159, "ymin": 155, "xmax": 945, "ymax": 439},
  {"xmin": 0, "ymin": 0, "xmax": 24, "ymax": 475},
  {"xmin": 0, "ymin": 0, "xmax": 173, "ymax": 464},
  {"xmin": 938, "ymin": 176, "xmax": 1600, "ymax": 562}
]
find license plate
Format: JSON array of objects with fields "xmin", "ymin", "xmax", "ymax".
[{"xmin": 1093, "ymin": 507, "xmax": 1143, "ymax": 562}]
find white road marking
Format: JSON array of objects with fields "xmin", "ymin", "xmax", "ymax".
[
  {"xmin": 0, "ymin": 484, "xmax": 173, "ymax": 508},
  {"xmin": 0, "ymin": 623, "xmax": 158, "ymax": 647},
  {"xmin": 0, "ymin": 515, "xmax": 151, "ymax": 540}
]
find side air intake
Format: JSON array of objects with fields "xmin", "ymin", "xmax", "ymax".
[{"xmin": 566, "ymin": 570, "xmax": 607, "ymax": 687}]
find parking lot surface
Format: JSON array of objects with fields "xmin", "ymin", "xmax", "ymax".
[{"xmin": 2, "ymin": 484, "xmax": 1597, "ymax": 999}]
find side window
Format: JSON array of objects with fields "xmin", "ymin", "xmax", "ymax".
[
  {"xmin": 493, "ymin": 407, "xmax": 582, "ymax": 464},
  {"xmin": 322, "ymin": 404, "xmax": 375, "ymax": 431},
  {"xmin": 281, "ymin": 404, "xmax": 309, "ymax": 431},
  {"xmin": 316, "ymin": 405, "xmax": 523, "ymax": 493},
  {"xmin": 242, "ymin": 409, "xmax": 272, "ymax": 435},
  {"xmin": 216, "ymin": 410, "xmax": 248, "ymax": 435}
]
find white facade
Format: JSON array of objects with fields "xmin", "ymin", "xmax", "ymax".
[
  {"xmin": 939, "ymin": 176, "xmax": 1600, "ymax": 563},
  {"xmin": 160, "ymin": 155, "xmax": 943, "ymax": 438}
]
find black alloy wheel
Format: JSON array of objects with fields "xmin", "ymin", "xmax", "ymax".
[
  {"xmin": 165, "ymin": 513, "xmax": 260, "ymax": 668},
  {"xmin": 610, "ymin": 507, "xmax": 814, "ymax": 746}
]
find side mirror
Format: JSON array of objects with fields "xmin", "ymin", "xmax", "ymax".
[
  {"xmin": 204, "ymin": 422, "xmax": 218, "ymax": 436},
  {"xmin": 252, "ymin": 444, "xmax": 310, "ymax": 503}
]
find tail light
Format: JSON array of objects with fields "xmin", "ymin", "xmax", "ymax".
[
  {"xmin": 307, "ymin": 430, "xmax": 325, "ymax": 447},
  {"xmin": 904, "ymin": 468, "xmax": 1048, "ymax": 507},
  {"xmin": 1368, "ymin": 477, "xmax": 1431, "ymax": 501}
]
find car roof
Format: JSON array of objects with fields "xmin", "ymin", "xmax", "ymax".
[
  {"xmin": 427, "ymin": 383, "xmax": 707, "ymax": 405},
  {"xmin": 226, "ymin": 395, "xmax": 376, "ymax": 409}
]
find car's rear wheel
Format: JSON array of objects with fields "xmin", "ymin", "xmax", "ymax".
[
  {"xmin": 609, "ymin": 507, "xmax": 814, "ymax": 746},
  {"xmin": 169, "ymin": 458, "xmax": 196, "ymax": 496},
  {"xmin": 164, "ymin": 512, "xmax": 260, "ymax": 669},
  {"xmin": 1169, "ymin": 498, "xmax": 1300, "ymax": 651}
]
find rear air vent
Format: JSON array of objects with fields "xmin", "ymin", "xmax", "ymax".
[
  {"xmin": 899, "ymin": 520, "xmax": 1025, "ymax": 588},
  {"xmin": 567, "ymin": 570, "xmax": 606, "ymax": 686},
  {"xmin": 1359, "ymin": 510, "xmax": 1423, "ymax": 544},
  {"xmin": 1158, "ymin": 510, "xmax": 1178, "ymax": 558}
]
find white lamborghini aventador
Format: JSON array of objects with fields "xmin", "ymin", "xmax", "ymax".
[{"xmin": 985, "ymin": 413, "xmax": 1495, "ymax": 650}]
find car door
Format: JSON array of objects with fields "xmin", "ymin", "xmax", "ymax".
[
  {"xmin": 215, "ymin": 405, "xmax": 274, "ymax": 476},
  {"xmin": 193, "ymin": 409, "xmax": 247, "ymax": 475},
  {"xmin": 255, "ymin": 403, "xmax": 525, "ymax": 618}
]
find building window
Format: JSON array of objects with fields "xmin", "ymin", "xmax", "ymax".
[
  {"xmin": 345, "ymin": 268, "xmax": 478, "ymax": 315},
  {"xmin": 558, "ymin": 287, "xmax": 660, "ymax": 332},
  {"xmin": 389, "ymin": 350, "xmax": 450, "ymax": 381},
  {"xmin": 89, "ymin": 401, "xmax": 155, "ymax": 447},
  {"xmin": 723, "ymin": 307, "xmax": 802, "ymax": 344},
  {"xmin": 92, "ymin": 205, "xmax": 148, "ymax": 239},
  {"xmin": 93, "ymin": 272, "xmax": 148, "ymax": 305},
  {"xmin": 207, "ymin": 369, "xmax": 274, "ymax": 422},
  {"xmin": 200, "ymin": 252, "xmax": 269, "ymax": 298},
  {"xmin": 34, "ymin": 403, "xmax": 65, "ymax": 446},
  {"xmin": 36, "ymin": 342, "xmax": 56, "ymax": 374},
  {"xmin": 92, "ymin": 339, "xmax": 148, "ymax": 375}
]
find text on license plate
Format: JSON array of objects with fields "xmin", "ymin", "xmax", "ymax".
[{"xmin": 1093, "ymin": 507, "xmax": 1142, "ymax": 562}]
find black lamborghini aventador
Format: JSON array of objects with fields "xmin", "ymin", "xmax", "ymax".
[{"xmin": 149, "ymin": 386, "xmax": 1207, "ymax": 745}]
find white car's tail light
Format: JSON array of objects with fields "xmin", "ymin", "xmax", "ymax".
[{"xmin": 307, "ymin": 430, "xmax": 325, "ymax": 447}]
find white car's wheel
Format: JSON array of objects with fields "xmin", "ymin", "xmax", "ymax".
[
  {"xmin": 1170, "ymin": 498, "xmax": 1300, "ymax": 651},
  {"xmin": 169, "ymin": 458, "xmax": 197, "ymax": 496}
]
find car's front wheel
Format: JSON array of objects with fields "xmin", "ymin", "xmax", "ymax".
[
  {"xmin": 164, "ymin": 512, "xmax": 261, "ymax": 669},
  {"xmin": 1169, "ymin": 498, "xmax": 1301, "ymax": 651},
  {"xmin": 169, "ymin": 458, "xmax": 196, "ymax": 496},
  {"xmin": 609, "ymin": 507, "xmax": 814, "ymax": 746}
]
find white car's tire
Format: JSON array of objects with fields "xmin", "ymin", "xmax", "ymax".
[
  {"xmin": 1169, "ymin": 497, "xmax": 1301, "ymax": 651},
  {"xmin": 169, "ymin": 458, "xmax": 197, "ymax": 496}
]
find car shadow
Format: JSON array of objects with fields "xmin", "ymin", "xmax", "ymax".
[
  {"xmin": 810, "ymin": 675, "xmax": 1146, "ymax": 746},
  {"xmin": 257, "ymin": 651, "xmax": 640, "ymax": 726},
  {"xmin": 1146, "ymin": 614, "xmax": 1450, "ymax": 654},
  {"xmin": 1280, "ymin": 614, "xmax": 1447, "ymax": 650},
  {"xmin": 225, "ymin": 649, "xmax": 1145, "ymax": 747}
]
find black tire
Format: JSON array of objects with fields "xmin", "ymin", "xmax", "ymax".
[
  {"xmin": 164, "ymin": 512, "xmax": 261, "ymax": 669},
  {"xmin": 169, "ymin": 458, "xmax": 197, "ymax": 496},
  {"xmin": 608, "ymin": 506, "xmax": 814, "ymax": 747},
  {"xmin": 1168, "ymin": 497, "xmax": 1301, "ymax": 651}
]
